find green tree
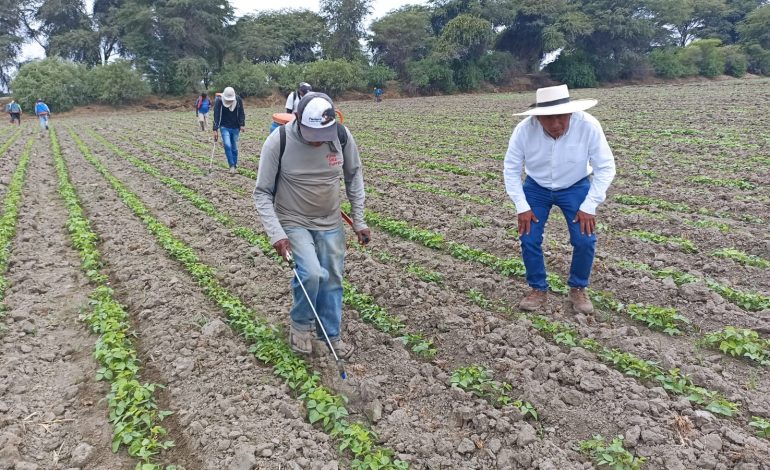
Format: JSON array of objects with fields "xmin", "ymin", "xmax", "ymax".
[
  {"xmin": 369, "ymin": 6, "xmax": 434, "ymax": 76},
  {"xmin": 320, "ymin": 0, "xmax": 372, "ymax": 60},
  {"xmin": 234, "ymin": 10, "xmax": 325, "ymax": 63},
  {"xmin": 303, "ymin": 59, "xmax": 365, "ymax": 97},
  {"xmin": 438, "ymin": 14, "xmax": 494, "ymax": 62},
  {"xmin": 699, "ymin": 0, "xmax": 765, "ymax": 44},
  {"xmin": 647, "ymin": 0, "xmax": 727, "ymax": 47},
  {"xmin": 405, "ymin": 55, "xmax": 455, "ymax": 94},
  {"xmin": 0, "ymin": 0, "xmax": 26, "ymax": 90},
  {"xmin": 11, "ymin": 57, "xmax": 91, "ymax": 111},
  {"xmin": 210, "ymin": 62, "xmax": 271, "ymax": 98},
  {"xmin": 88, "ymin": 59, "xmax": 149, "ymax": 104},
  {"xmin": 737, "ymin": 4, "xmax": 770, "ymax": 48}
]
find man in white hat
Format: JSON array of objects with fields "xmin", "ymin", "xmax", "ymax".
[
  {"xmin": 213, "ymin": 86, "xmax": 245, "ymax": 174},
  {"xmin": 254, "ymin": 92, "xmax": 370, "ymax": 359},
  {"xmin": 504, "ymin": 84, "xmax": 616, "ymax": 314}
]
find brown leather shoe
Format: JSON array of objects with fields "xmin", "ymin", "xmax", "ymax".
[
  {"xmin": 569, "ymin": 288, "xmax": 594, "ymax": 314},
  {"xmin": 519, "ymin": 289, "xmax": 547, "ymax": 311}
]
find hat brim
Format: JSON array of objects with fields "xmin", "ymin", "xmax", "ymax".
[
  {"xmin": 515, "ymin": 99, "xmax": 597, "ymax": 116},
  {"xmin": 300, "ymin": 122, "xmax": 338, "ymax": 142}
]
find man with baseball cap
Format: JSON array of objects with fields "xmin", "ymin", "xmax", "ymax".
[
  {"xmin": 504, "ymin": 84, "xmax": 616, "ymax": 315},
  {"xmin": 285, "ymin": 82, "xmax": 312, "ymax": 114},
  {"xmin": 254, "ymin": 92, "xmax": 370, "ymax": 359},
  {"xmin": 213, "ymin": 86, "xmax": 245, "ymax": 174}
]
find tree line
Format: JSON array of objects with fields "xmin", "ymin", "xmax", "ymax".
[{"xmin": 2, "ymin": 0, "xmax": 770, "ymax": 111}]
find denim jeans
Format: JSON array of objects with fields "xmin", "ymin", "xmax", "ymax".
[
  {"xmin": 38, "ymin": 115, "xmax": 48, "ymax": 130},
  {"xmin": 520, "ymin": 176, "xmax": 596, "ymax": 291},
  {"xmin": 219, "ymin": 127, "xmax": 240, "ymax": 168},
  {"xmin": 285, "ymin": 224, "xmax": 345, "ymax": 340}
]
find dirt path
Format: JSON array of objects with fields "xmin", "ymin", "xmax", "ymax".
[{"xmin": 0, "ymin": 136, "xmax": 133, "ymax": 469}]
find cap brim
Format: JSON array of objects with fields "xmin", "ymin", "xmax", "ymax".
[
  {"xmin": 300, "ymin": 122, "xmax": 338, "ymax": 142},
  {"xmin": 515, "ymin": 99, "xmax": 597, "ymax": 116}
]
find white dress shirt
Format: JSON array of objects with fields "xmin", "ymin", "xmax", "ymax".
[{"xmin": 503, "ymin": 111, "xmax": 616, "ymax": 215}]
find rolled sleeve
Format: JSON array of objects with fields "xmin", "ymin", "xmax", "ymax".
[{"xmin": 503, "ymin": 123, "xmax": 531, "ymax": 214}]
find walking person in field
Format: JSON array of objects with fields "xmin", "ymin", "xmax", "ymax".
[
  {"xmin": 254, "ymin": 92, "xmax": 370, "ymax": 359},
  {"xmin": 285, "ymin": 82, "xmax": 312, "ymax": 113},
  {"xmin": 195, "ymin": 92, "xmax": 211, "ymax": 131},
  {"xmin": 504, "ymin": 84, "xmax": 616, "ymax": 314},
  {"xmin": 7, "ymin": 100, "xmax": 21, "ymax": 125},
  {"xmin": 34, "ymin": 99, "xmax": 51, "ymax": 132},
  {"xmin": 212, "ymin": 87, "xmax": 245, "ymax": 174}
]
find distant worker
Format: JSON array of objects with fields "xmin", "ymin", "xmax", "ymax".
[
  {"xmin": 212, "ymin": 86, "xmax": 245, "ymax": 174},
  {"xmin": 504, "ymin": 84, "xmax": 615, "ymax": 315},
  {"xmin": 34, "ymin": 99, "xmax": 51, "ymax": 132},
  {"xmin": 374, "ymin": 87, "xmax": 383, "ymax": 103},
  {"xmin": 285, "ymin": 82, "xmax": 312, "ymax": 113},
  {"xmin": 7, "ymin": 99, "xmax": 21, "ymax": 125},
  {"xmin": 195, "ymin": 92, "xmax": 211, "ymax": 131}
]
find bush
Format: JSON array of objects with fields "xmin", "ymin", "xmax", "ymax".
[
  {"xmin": 303, "ymin": 60, "xmax": 366, "ymax": 98},
  {"xmin": 88, "ymin": 61, "xmax": 150, "ymax": 106},
  {"xmin": 744, "ymin": 44, "xmax": 770, "ymax": 75},
  {"xmin": 174, "ymin": 57, "xmax": 209, "ymax": 93},
  {"xmin": 478, "ymin": 51, "xmax": 519, "ymax": 84},
  {"xmin": 649, "ymin": 49, "xmax": 686, "ymax": 78},
  {"xmin": 210, "ymin": 62, "xmax": 271, "ymax": 98},
  {"xmin": 405, "ymin": 57, "xmax": 455, "ymax": 94},
  {"xmin": 365, "ymin": 64, "xmax": 397, "ymax": 88},
  {"xmin": 676, "ymin": 47, "xmax": 701, "ymax": 76},
  {"xmin": 685, "ymin": 39, "xmax": 725, "ymax": 77},
  {"xmin": 722, "ymin": 45, "xmax": 748, "ymax": 77},
  {"xmin": 11, "ymin": 57, "xmax": 90, "ymax": 112},
  {"xmin": 546, "ymin": 51, "xmax": 597, "ymax": 88},
  {"xmin": 453, "ymin": 62, "xmax": 483, "ymax": 91},
  {"xmin": 263, "ymin": 63, "xmax": 306, "ymax": 94}
]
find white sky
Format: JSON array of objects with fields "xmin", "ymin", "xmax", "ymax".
[{"xmin": 21, "ymin": 0, "xmax": 428, "ymax": 60}]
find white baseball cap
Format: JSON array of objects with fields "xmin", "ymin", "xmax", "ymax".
[{"xmin": 297, "ymin": 92, "xmax": 337, "ymax": 142}]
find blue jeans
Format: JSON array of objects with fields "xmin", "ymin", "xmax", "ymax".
[
  {"xmin": 219, "ymin": 127, "xmax": 240, "ymax": 168},
  {"xmin": 38, "ymin": 115, "xmax": 49, "ymax": 130},
  {"xmin": 520, "ymin": 176, "xmax": 596, "ymax": 291},
  {"xmin": 285, "ymin": 225, "xmax": 346, "ymax": 340}
]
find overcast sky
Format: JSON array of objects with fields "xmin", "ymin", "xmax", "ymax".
[{"xmin": 21, "ymin": 0, "xmax": 428, "ymax": 60}]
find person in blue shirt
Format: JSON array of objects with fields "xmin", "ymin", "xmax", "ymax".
[
  {"xmin": 195, "ymin": 92, "xmax": 211, "ymax": 131},
  {"xmin": 7, "ymin": 100, "xmax": 21, "ymax": 125},
  {"xmin": 34, "ymin": 99, "xmax": 51, "ymax": 132},
  {"xmin": 504, "ymin": 85, "xmax": 615, "ymax": 315},
  {"xmin": 374, "ymin": 87, "xmax": 383, "ymax": 103}
]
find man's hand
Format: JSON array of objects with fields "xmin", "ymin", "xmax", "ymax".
[
  {"xmin": 517, "ymin": 210, "xmax": 539, "ymax": 236},
  {"xmin": 573, "ymin": 210, "xmax": 596, "ymax": 235},
  {"xmin": 213, "ymin": 131, "xmax": 218, "ymax": 142},
  {"xmin": 240, "ymin": 126, "xmax": 245, "ymax": 132},
  {"xmin": 355, "ymin": 229, "xmax": 371, "ymax": 245},
  {"xmin": 273, "ymin": 239, "xmax": 291, "ymax": 262}
]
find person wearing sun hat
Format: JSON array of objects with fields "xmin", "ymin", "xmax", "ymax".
[
  {"xmin": 504, "ymin": 84, "xmax": 616, "ymax": 315},
  {"xmin": 212, "ymin": 86, "xmax": 245, "ymax": 174},
  {"xmin": 253, "ymin": 92, "xmax": 370, "ymax": 360}
]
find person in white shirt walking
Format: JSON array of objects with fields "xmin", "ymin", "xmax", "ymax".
[
  {"xmin": 504, "ymin": 84, "xmax": 616, "ymax": 314},
  {"xmin": 285, "ymin": 82, "xmax": 312, "ymax": 113}
]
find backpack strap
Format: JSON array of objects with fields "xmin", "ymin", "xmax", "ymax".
[{"xmin": 275, "ymin": 125, "xmax": 286, "ymax": 196}]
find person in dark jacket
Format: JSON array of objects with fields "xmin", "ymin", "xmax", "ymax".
[{"xmin": 213, "ymin": 87, "xmax": 245, "ymax": 174}]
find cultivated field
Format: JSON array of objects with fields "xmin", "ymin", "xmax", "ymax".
[{"xmin": 1, "ymin": 78, "xmax": 769, "ymax": 470}]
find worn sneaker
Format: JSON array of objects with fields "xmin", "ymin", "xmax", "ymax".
[
  {"xmin": 519, "ymin": 289, "xmax": 547, "ymax": 311},
  {"xmin": 229, "ymin": 166, "xmax": 236, "ymax": 174},
  {"xmin": 330, "ymin": 338, "xmax": 355, "ymax": 360},
  {"xmin": 569, "ymin": 288, "xmax": 594, "ymax": 314},
  {"xmin": 289, "ymin": 325, "xmax": 314, "ymax": 355}
]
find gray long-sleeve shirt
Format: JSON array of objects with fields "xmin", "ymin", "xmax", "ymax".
[{"xmin": 253, "ymin": 121, "xmax": 368, "ymax": 244}]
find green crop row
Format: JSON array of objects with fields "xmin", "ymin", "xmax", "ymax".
[
  {"xmin": 468, "ymin": 290, "xmax": 741, "ymax": 418},
  {"xmin": 624, "ymin": 230, "xmax": 697, "ymax": 253},
  {"xmin": 0, "ymin": 129, "xmax": 21, "ymax": 158},
  {"xmin": 68, "ymin": 130, "xmax": 408, "ymax": 469},
  {"xmin": 627, "ymin": 304, "xmax": 691, "ymax": 336},
  {"xmin": 0, "ymin": 139, "xmax": 33, "ymax": 315},
  {"xmin": 689, "ymin": 175, "xmax": 756, "ymax": 190},
  {"xmin": 114, "ymin": 135, "xmax": 206, "ymax": 176},
  {"xmin": 51, "ymin": 129, "xmax": 177, "ymax": 469},
  {"xmin": 712, "ymin": 248, "xmax": 770, "ymax": 269},
  {"xmin": 153, "ymin": 138, "xmax": 258, "ymax": 179},
  {"xmin": 701, "ymin": 327, "xmax": 770, "ymax": 366},
  {"xmin": 577, "ymin": 435, "xmax": 645, "ymax": 470},
  {"xmin": 614, "ymin": 193, "xmax": 766, "ymax": 225},
  {"xmin": 450, "ymin": 365, "xmax": 538, "ymax": 417}
]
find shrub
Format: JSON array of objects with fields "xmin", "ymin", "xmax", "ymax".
[
  {"xmin": 649, "ymin": 48, "xmax": 686, "ymax": 78},
  {"xmin": 723, "ymin": 45, "xmax": 748, "ymax": 77},
  {"xmin": 676, "ymin": 46, "xmax": 702, "ymax": 76},
  {"xmin": 478, "ymin": 51, "xmax": 519, "ymax": 84},
  {"xmin": 210, "ymin": 62, "xmax": 271, "ymax": 98},
  {"xmin": 745, "ymin": 44, "xmax": 770, "ymax": 75},
  {"xmin": 365, "ymin": 64, "xmax": 397, "ymax": 88},
  {"xmin": 405, "ymin": 57, "xmax": 455, "ymax": 94},
  {"xmin": 263, "ymin": 63, "xmax": 306, "ymax": 94},
  {"xmin": 546, "ymin": 51, "xmax": 597, "ymax": 88},
  {"xmin": 11, "ymin": 57, "xmax": 90, "ymax": 112},
  {"xmin": 453, "ymin": 62, "xmax": 483, "ymax": 91},
  {"xmin": 88, "ymin": 60, "xmax": 150, "ymax": 106},
  {"xmin": 686, "ymin": 39, "xmax": 725, "ymax": 77},
  {"xmin": 174, "ymin": 57, "xmax": 209, "ymax": 93},
  {"xmin": 303, "ymin": 59, "xmax": 366, "ymax": 98}
]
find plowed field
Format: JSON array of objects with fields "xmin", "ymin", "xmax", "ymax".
[{"xmin": 1, "ymin": 78, "xmax": 769, "ymax": 470}]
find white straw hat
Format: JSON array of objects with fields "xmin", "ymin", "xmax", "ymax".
[{"xmin": 515, "ymin": 84, "xmax": 597, "ymax": 116}]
